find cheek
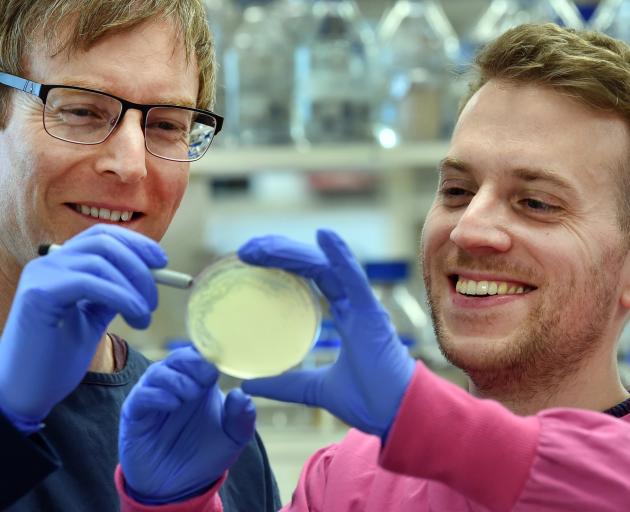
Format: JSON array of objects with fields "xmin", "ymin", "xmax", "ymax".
[
  {"xmin": 421, "ymin": 209, "xmax": 452, "ymax": 261},
  {"xmin": 537, "ymin": 230, "xmax": 604, "ymax": 280},
  {"xmin": 0, "ymin": 135, "xmax": 40, "ymax": 210},
  {"xmin": 149, "ymin": 169, "xmax": 189, "ymax": 235},
  {"xmin": 166, "ymin": 171, "xmax": 189, "ymax": 208}
]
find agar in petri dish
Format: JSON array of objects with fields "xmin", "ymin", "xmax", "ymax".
[{"xmin": 186, "ymin": 255, "xmax": 321, "ymax": 378}]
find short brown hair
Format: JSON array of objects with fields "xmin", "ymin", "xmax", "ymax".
[
  {"xmin": 0, "ymin": 0, "xmax": 215, "ymax": 129},
  {"xmin": 462, "ymin": 23, "xmax": 630, "ymax": 236}
]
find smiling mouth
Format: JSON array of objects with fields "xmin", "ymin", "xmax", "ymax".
[
  {"xmin": 66, "ymin": 203, "xmax": 144, "ymax": 223},
  {"xmin": 449, "ymin": 275, "xmax": 536, "ymax": 296}
]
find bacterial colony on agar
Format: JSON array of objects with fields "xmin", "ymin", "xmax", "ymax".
[{"xmin": 186, "ymin": 255, "xmax": 322, "ymax": 379}]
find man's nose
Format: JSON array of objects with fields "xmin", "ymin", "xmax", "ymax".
[
  {"xmin": 95, "ymin": 110, "xmax": 148, "ymax": 183},
  {"xmin": 449, "ymin": 189, "xmax": 512, "ymax": 253}
]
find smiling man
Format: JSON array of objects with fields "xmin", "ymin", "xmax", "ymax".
[
  {"xmin": 118, "ymin": 23, "xmax": 630, "ymax": 511},
  {"xmin": 0, "ymin": 2, "xmax": 279, "ymax": 511},
  {"xmin": 426, "ymin": 79, "xmax": 630, "ymax": 415}
]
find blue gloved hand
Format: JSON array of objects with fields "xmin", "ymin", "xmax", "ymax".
[
  {"xmin": 0, "ymin": 224, "xmax": 166, "ymax": 434},
  {"xmin": 119, "ymin": 346, "xmax": 256, "ymax": 504},
  {"xmin": 240, "ymin": 229, "xmax": 415, "ymax": 441}
]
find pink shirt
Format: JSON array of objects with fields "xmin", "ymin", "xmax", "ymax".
[{"xmin": 117, "ymin": 363, "xmax": 630, "ymax": 511}]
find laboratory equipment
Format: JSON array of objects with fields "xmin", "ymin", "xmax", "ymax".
[
  {"xmin": 589, "ymin": 0, "xmax": 630, "ymax": 43},
  {"xmin": 224, "ymin": 0, "xmax": 293, "ymax": 145},
  {"xmin": 269, "ymin": 0, "xmax": 314, "ymax": 46},
  {"xmin": 461, "ymin": 0, "xmax": 585, "ymax": 64},
  {"xmin": 292, "ymin": 0, "xmax": 376, "ymax": 144},
  {"xmin": 203, "ymin": 0, "xmax": 240, "ymax": 124},
  {"xmin": 187, "ymin": 255, "xmax": 321, "ymax": 378},
  {"xmin": 365, "ymin": 261, "xmax": 428, "ymax": 355},
  {"xmin": 375, "ymin": 0, "xmax": 460, "ymax": 146}
]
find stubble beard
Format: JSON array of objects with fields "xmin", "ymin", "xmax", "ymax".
[{"xmin": 424, "ymin": 251, "xmax": 620, "ymax": 405}]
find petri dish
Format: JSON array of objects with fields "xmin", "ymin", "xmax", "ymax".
[{"xmin": 186, "ymin": 254, "xmax": 321, "ymax": 378}]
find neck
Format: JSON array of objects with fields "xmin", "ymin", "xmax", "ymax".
[
  {"xmin": 89, "ymin": 333, "xmax": 115, "ymax": 373},
  {"xmin": 0, "ymin": 247, "xmax": 24, "ymax": 332},
  {"xmin": 468, "ymin": 348, "xmax": 630, "ymax": 416}
]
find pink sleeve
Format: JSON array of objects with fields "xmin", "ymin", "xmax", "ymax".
[
  {"xmin": 381, "ymin": 363, "xmax": 630, "ymax": 512},
  {"xmin": 515, "ymin": 409, "xmax": 630, "ymax": 511},
  {"xmin": 115, "ymin": 465, "xmax": 224, "ymax": 512},
  {"xmin": 380, "ymin": 362, "xmax": 540, "ymax": 511},
  {"xmin": 279, "ymin": 443, "xmax": 340, "ymax": 511}
]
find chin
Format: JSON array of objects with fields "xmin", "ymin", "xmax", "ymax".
[{"xmin": 437, "ymin": 329, "xmax": 512, "ymax": 371}]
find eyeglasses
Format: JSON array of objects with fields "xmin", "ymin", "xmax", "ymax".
[{"xmin": 0, "ymin": 71, "xmax": 223, "ymax": 162}]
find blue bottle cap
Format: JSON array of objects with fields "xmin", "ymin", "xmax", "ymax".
[{"xmin": 364, "ymin": 261, "xmax": 409, "ymax": 282}]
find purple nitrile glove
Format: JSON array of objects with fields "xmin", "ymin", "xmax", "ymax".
[
  {"xmin": 240, "ymin": 229, "xmax": 415, "ymax": 441},
  {"xmin": 0, "ymin": 224, "xmax": 165, "ymax": 434},
  {"xmin": 119, "ymin": 346, "xmax": 256, "ymax": 504}
]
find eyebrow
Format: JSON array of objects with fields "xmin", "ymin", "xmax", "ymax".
[
  {"xmin": 438, "ymin": 156, "xmax": 578, "ymax": 194},
  {"xmin": 56, "ymin": 77, "xmax": 197, "ymax": 108}
]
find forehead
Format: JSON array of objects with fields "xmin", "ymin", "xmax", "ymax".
[
  {"xmin": 26, "ymin": 18, "xmax": 199, "ymax": 107},
  {"xmin": 449, "ymin": 80, "xmax": 629, "ymax": 194}
]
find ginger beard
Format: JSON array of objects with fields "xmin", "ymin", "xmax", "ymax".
[{"xmin": 422, "ymin": 248, "xmax": 623, "ymax": 401}]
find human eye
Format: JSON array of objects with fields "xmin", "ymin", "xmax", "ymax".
[
  {"xmin": 153, "ymin": 119, "xmax": 185, "ymax": 131},
  {"xmin": 58, "ymin": 104, "xmax": 108, "ymax": 126},
  {"xmin": 516, "ymin": 195, "xmax": 562, "ymax": 218},
  {"xmin": 438, "ymin": 180, "xmax": 474, "ymax": 206},
  {"xmin": 147, "ymin": 109, "xmax": 191, "ymax": 140}
]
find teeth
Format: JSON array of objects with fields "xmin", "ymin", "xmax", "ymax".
[
  {"xmin": 456, "ymin": 277, "xmax": 531, "ymax": 296},
  {"xmin": 74, "ymin": 204, "xmax": 134, "ymax": 223}
]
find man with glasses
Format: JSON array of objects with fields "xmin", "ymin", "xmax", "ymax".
[{"xmin": 0, "ymin": 1, "xmax": 279, "ymax": 511}]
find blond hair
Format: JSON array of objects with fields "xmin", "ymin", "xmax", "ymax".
[
  {"xmin": 0, "ymin": 0, "xmax": 215, "ymax": 128},
  {"xmin": 463, "ymin": 23, "xmax": 630, "ymax": 235}
]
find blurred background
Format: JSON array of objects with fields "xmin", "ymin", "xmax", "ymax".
[{"xmin": 111, "ymin": 0, "xmax": 630, "ymax": 502}]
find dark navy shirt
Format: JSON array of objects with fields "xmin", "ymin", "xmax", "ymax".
[{"xmin": 2, "ymin": 339, "xmax": 280, "ymax": 512}]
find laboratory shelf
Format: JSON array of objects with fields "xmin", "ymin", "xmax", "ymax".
[{"xmin": 191, "ymin": 141, "xmax": 450, "ymax": 175}]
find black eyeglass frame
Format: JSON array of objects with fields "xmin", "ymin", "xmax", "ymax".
[{"xmin": 0, "ymin": 71, "xmax": 224, "ymax": 162}]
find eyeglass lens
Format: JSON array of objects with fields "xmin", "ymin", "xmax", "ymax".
[{"xmin": 43, "ymin": 88, "xmax": 217, "ymax": 161}]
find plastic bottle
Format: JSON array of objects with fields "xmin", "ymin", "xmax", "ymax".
[
  {"xmin": 269, "ymin": 0, "xmax": 314, "ymax": 47},
  {"xmin": 461, "ymin": 0, "xmax": 585, "ymax": 64},
  {"xmin": 375, "ymin": 0, "xmax": 460, "ymax": 147},
  {"xmin": 303, "ymin": 319, "xmax": 342, "ymax": 369},
  {"xmin": 203, "ymin": 0, "xmax": 240, "ymax": 128},
  {"xmin": 365, "ymin": 261, "xmax": 429, "ymax": 357},
  {"xmin": 573, "ymin": 0, "xmax": 599, "ymax": 22},
  {"xmin": 224, "ymin": 0, "xmax": 293, "ymax": 145},
  {"xmin": 292, "ymin": 0, "xmax": 376, "ymax": 145},
  {"xmin": 589, "ymin": 0, "xmax": 630, "ymax": 43},
  {"xmin": 618, "ymin": 320, "xmax": 630, "ymax": 389}
]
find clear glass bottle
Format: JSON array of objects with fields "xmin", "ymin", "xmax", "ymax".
[
  {"xmin": 224, "ymin": 0, "xmax": 293, "ymax": 146},
  {"xmin": 365, "ymin": 261, "xmax": 429, "ymax": 357},
  {"xmin": 203, "ymin": 0, "xmax": 240, "ymax": 129},
  {"xmin": 618, "ymin": 320, "xmax": 630, "ymax": 389},
  {"xmin": 292, "ymin": 0, "xmax": 376, "ymax": 145},
  {"xmin": 375, "ymin": 0, "xmax": 460, "ymax": 147},
  {"xmin": 269, "ymin": 0, "xmax": 314, "ymax": 47},
  {"xmin": 589, "ymin": 0, "xmax": 630, "ymax": 43},
  {"xmin": 461, "ymin": 0, "xmax": 585, "ymax": 64}
]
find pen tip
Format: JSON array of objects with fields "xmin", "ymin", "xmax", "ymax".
[{"xmin": 37, "ymin": 244, "xmax": 51, "ymax": 256}]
